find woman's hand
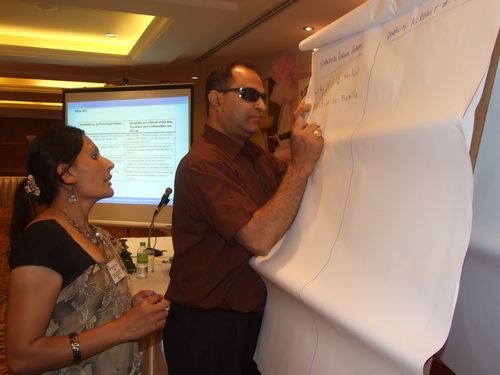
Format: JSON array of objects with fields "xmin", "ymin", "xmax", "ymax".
[
  {"xmin": 119, "ymin": 292, "xmax": 170, "ymax": 341},
  {"xmin": 132, "ymin": 289, "xmax": 157, "ymax": 306}
]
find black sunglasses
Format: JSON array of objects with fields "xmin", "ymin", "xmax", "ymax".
[{"xmin": 217, "ymin": 87, "xmax": 267, "ymax": 103}]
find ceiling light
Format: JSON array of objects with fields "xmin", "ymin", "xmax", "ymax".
[
  {"xmin": 191, "ymin": 76, "xmax": 199, "ymax": 80},
  {"xmin": 33, "ymin": 2, "xmax": 57, "ymax": 11},
  {"xmin": 0, "ymin": 77, "xmax": 106, "ymax": 91},
  {"xmin": 303, "ymin": 26, "xmax": 314, "ymax": 31},
  {"xmin": 1, "ymin": 5, "xmax": 159, "ymax": 57},
  {"xmin": 105, "ymin": 33, "xmax": 118, "ymax": 38},
  {"xmin": 0, "ymin": 100, "xmax": 62, "ymax": 110}
]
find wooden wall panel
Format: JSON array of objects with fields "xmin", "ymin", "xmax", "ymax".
[{"xmin": 0, "ymin": 117, "xmax": 63, "ymax": 176}]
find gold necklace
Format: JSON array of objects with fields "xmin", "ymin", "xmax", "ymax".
[{"xmin": 51, "ymin": 206, "xmax": 101, "ymax": 245}]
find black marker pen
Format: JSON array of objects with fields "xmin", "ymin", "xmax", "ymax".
[{"xmin": 278, "ymin": 131, "xmax": 292, "ymax": 140}]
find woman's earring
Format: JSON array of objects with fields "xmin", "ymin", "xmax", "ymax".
[{"xmin": 67, "ymin": 186, "xmax": 77, "ymax": 203}]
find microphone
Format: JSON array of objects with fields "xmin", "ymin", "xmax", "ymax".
[
  {"xmin": 157, "ymin": 187, "xmax": 173, "ymax": 210},
  {"xmin": 148, "ymin": 187, "xmax": 173, "ymax": 255}
]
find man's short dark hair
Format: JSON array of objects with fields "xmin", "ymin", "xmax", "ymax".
[{"xmin": 205, "ymin": 61, "xmax": 257, "ymax": 114}]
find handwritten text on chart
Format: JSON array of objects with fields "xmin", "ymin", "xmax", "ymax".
[
  {"xmin": 319, "ymin": 43, "xmax": 362, "ymax": 69},
  {"xmin": 387, "ymin": 0, "xmax": 466, "ymax": 41},
  {"xmin": 313, "ymin": 63, "xmax": 361, "ymax": 111}
]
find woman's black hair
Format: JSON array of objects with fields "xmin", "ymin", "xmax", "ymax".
[{"xmin": 9, "ymin": 126, "xmax": 85, "ymax": 248}]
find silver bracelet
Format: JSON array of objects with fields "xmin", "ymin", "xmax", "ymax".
[{"xmin": 68, "ymin": 332, "xmax": 82, "ymax": 365}]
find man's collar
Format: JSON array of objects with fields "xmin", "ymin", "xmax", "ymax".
[{"xmin": 203, "ymin": 125, "xmax": 261, "ymax": 159}]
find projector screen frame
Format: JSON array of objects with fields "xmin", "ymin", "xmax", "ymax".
[{"xmin": 62, "ymin": 83, "xmax": 194, "ymax": 228}]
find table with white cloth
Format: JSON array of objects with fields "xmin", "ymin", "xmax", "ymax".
[{"xmin": 126, "ymin": 236, "xmax": 173, "ymax": 375}]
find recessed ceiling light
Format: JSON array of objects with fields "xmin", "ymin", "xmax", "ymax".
[
  {"xmin": 33, "ymin": 2, "xmax": 57, "ymax": 11},
  {"xmin": 303, "ymin": 26, "xmax": 314, "ymax": 31},
  {"xmin": 105, "ymin": 33, "xmax": 118, "ymax": 38},
  {"xmin": 191, "ymin": 76, "xmax": 199, "ymax": 80},
  {"xmin": 0, "ymin": 77, "xmax": 106, "ymax": 90}
]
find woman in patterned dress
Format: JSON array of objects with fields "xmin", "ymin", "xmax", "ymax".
[{"xmin": 6, "ymin": 126, "xmax": 170, "ymax": 375}]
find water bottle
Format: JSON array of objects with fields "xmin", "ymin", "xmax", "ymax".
[
  {"xmin": 143, "ymin": 247, "xmax": 155, "ymax": 273},
  {"xmin": 137, "ymin": 241, "xmax": 154, "ymax": 274},
  {"xmin": 136, "ymin": 242, "xmax": 149, "ymax": 279},
  {"xmin": 137, "ymin": 241, "xmax": 147, "ymax": 258}
]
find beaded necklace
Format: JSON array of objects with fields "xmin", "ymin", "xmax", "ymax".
[{"xmin": 51, "ymin": 206, "xmax": 101, "ymax": 246}]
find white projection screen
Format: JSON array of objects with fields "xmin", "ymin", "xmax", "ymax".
[{"xmin": 63, "ymin": 84, "xmax": 194, "ymax": 228}]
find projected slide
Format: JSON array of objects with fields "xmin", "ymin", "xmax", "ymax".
[
  {"xmin": 68, "ymin": 97, "xmax": 188, "ymax": 205},
  {"xmin": 252, "ymin": 0, "xmax": 500, "ymax": 374},
  {"xmin": 64, "ymin": 84, "xmax": 193, "ymax": 226}
]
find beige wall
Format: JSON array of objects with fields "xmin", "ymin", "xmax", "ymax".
[{"xmin": 192, "ymin": 99, "xmax": 207, "ymax": 140}]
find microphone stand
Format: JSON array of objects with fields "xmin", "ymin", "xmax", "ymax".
[{"xmin": 147, "ymin": 198, "xmax": 170, "ymax": 256}]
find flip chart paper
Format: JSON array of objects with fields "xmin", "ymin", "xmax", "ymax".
[{"xmin": 252, "ymin": 0, "xmax": 500, "ymax": 373}]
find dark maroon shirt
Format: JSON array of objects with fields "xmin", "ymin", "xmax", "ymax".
[{"xmin": 165, "ymin": 125, "xmax": 287, "ymax": 312}]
